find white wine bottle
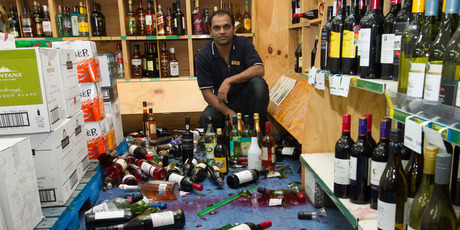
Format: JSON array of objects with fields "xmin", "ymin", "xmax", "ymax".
[
  {"xmin": 407, "ymin": 145, "xmax": 438, "ymax": 230},
  {"xmin": 419, "ymin": 153, "xmax": 457, "ymax": 230}
]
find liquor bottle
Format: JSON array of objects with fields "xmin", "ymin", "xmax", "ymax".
[
  {"xmin": 229, "ymin": 220, "xmax": 272, "ymax": 230},
  {"xmin": 203, "ymin": 8, "xmax": 209, "ymax": 34},
  {"xmin": 126, "ymin": 0, "xmax": 137, "ymax": 35},
  {"xmin": 172, "ymin": 2, "xmax": 177, "ymax": 33},
  {"xmin": 370, "ymin": 119, "xmax": 391, "ymax": 209},
  {"xmin": 174, "ymin": 0, "xmax": 185, "ymax": 35},
  {"xmin": 439, "ymin": 15, "xmax": 460, "ymax": 106},
  {"xmin": 407, "ymin": 145, "xmax": 438, "ymax": 229},
  {"xmin": 223, "ymin": 114, "xmax": 232, "ymax": 154},
  {"xmin": 406, "ymin": 0, "xmax": 439, "ymax": 98},
  {"xmin": 358, "ymin": 0, "xmax": 384, "ymax": 79},
  {"xmin": 142, "ymin": 101, "xmax": 148, "ymax": 135},
  {"xmin": 364, "ymin": 114, "xmax": 376, "ymax": 147},
  {"xmin": 145, "ymin": 0, "xmax": 155, "ymax": 35},
  {"xmin": 145, "ymin": 42, "xmax": 155, "ymax": 78},
  {"xmin": 165, "ymin": 7, "xmax": 174, "ymax": 35},
  {"xmin": 166, "ymin": 170, "xmax": 203, "ymax": 192},
  {"xmin": 349, "ymin": 117, "xmax": 373, "ymax": 204},
  {"xmin": 22, "ymin": 7, "xmax": 33, "ymax": 37},
  {"xmin": 32, "ymin": 1, "xmax": 43, "ymax": 37},
  {"xmin": 230, "ymin": 115, "xmax": 242, "ymax": 162},
  {"xmin": 107, "ymin": 158, "xmax": 128, "ymax": 179},
  {"xmin": 115, "ymin": 43, "xmax": 125, "ymax": 79},
  {"xmin": 192, "ymin": 0, "xmax": 204, "ymax": 34},
  {"xmin": 380, "ymin": 0, "xmax": 401, "ymax": 80},
  {"xmin": 147, "ymin": 108, "xmax": 157, "ymax": 139},
  {"xmin": 183, "ymin": 157, "xmax": 198, "ymax": 176},
  {"xmin": 235, "ymin": 5, "xmax": 244, "ymax": 33},
  {"xmin": 98, "ymin": 209, "xmax": 185, "ymax": 229},
  {"xmin": 398, "ymin": 0, "xmax": 425, "ymax": 93},
  {"xmin": 122, "ymin": 170, "xmax": 138, "ymax": 185},
  {"xmin": 243, "ymin": 0, "xmax": 251, "ymax": 33},
  {"xmin": 65, "ymin": 7, "xmax": 73, "ymax": 37},
  {"xmin": 321, "ymin": 6, "xmax": 333, "ymax": 70},
  {"xmin": 376, "ymin": 129, "xmax": 407, "ymax": 230},
  {"xmin": 70, "ymin": 6, "xmax": 79, "ymax": 37},
  {"xmin": 294, "ymin": 42, "xmax": 302, "ymax": 73},
  {"xmin": 248, "ymin": 130, "xmax": 262, "ymax": 171},
  {"xmin": 9, "ymin": 6, "xmax": 20, "ymax": 38},
  {"xmin": 226, "ymin": 168, "xmax": 269, "ymax": 189},
  {"xmin": 207, "ymin": 164, "xmax": 225, "ymax": 186},
  {"xmin": 142, "ymin": 42, "xmax": 149, "ymax": 77},
  {"xmin": 182, "ymin": 116, "xmax": 194, "ymax": 164},
  {"xmin": 160, "ymin": 42, "xmax": 169, "ymax": 77},
  {"xmin": 191, "ymin": 160, "xmax": 208, "ymax": 183},
  {"xmin": 131, "ymin": 44, "xmax": 143, "ymax": 78},
  {"xmin": 262, "ymin": 122, "xmax": 275, "ymax": 171},
  {"xmin": 136, "ymin": 0, "xmax": 145, "ymax": 35},
  {"xmin": 78, "ymin": 2, "xmax": 89, "ymax": 37},
  {"xmin": 169, "ymin": 48, "xmax": 179, "ymax": 77},
  {"xmin": 451, "ymin": 146, "xmax": 460, "ymax": 205},
  {"xmin": 214, "ymin": 128, "xmax": 229, "ymax": 174},
  {"xmin": 424, "ymin": 0, "xmax": 459, "ymax": 103},
  {"xmin": 240, "ymin": 115, "xmax": 252, "ymax": 157},
  {"xmin": 334, "ymin": 114, "xmax": 355, "ymax": 198},
  {"xmin": 419, "ymin": 153, "xmax": 457, "ymax": 230},
  {"xmin": 136, "ymin": 159, "xmax": 166, "ymax": 180},
  {"xmin": 129, "ymin": 163, "xmax": 149, "ymax": 182},
  {"xmin": 99, "ymin": 3, "xmax": 107, "ymax": 36},
  {"xmin": 204, "ymin": 117, "xmax": 217, "ymax": 162},
  {"xmin": 342, "ymin": 0, "xmax": 360, "ymax": 74},
  {"xmin": 330, "ymin": 0, "xmax": 346, "ymax": 74},
  {"xmin": 41, "ymin": 4, "xmax": 51, "ymax": 37},
  {"xmin": 91, "ymin": 2, "xmax": 100, "ymax": 36},
  {"xmin": 311, "ymin": 35, "xmax": 318, "ymax": 67},
  {"xmin": 293, "ymin": 10, "xmax": 319, "ymax": 20},
  {"xmin": 85, "ymin": 210, "xmax": 135, "ymax": 229},
  {"xmin": 392, "ymin": 0, "xmax": 412, "ymax": 81}
]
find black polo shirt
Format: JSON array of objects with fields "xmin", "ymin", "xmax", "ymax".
[{"xmin": 196, "ymin": 35, "xmax": 264, "ymax": 109}]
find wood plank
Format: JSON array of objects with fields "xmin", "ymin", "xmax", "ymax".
[{"xmin": 121, "ymin": 111, "xmax": 202, "ymax": 134}]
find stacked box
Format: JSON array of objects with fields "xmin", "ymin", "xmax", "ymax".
[
  {"xmin": 0, "ymin": 33, "xmax": 15, "ymax": 49},
  {"xmin": 71, "ymin": 110, "xmax": 89, "ymax": 180},
  {"xmin": 105, "ymin": 114, "xmax": 116, "ymax": 150},
  {"xmin": 0, "ymin": 137, "xmax": 43, "ymax": 230},
  {"xmin": 99, "ymin": 54, "xmax": 119, "ymax": 102},
  {"xmin": 56, "ymin": 48, "xmax": 81, "ymax": 117},
  {"xmin": 0, "ymin": 48, "xmax": 65, "ymax": 135},
  {"xmin": 0, "ymin": 205, "xmax": 6, "ymax": 230},
  {"xmin": 86, "ymin": 119, "xmax": 108, "ymax": 159},
  {"xmin": 104, "ymin": 98, "xmax": 124, "ymax": 146},
  {"xmin": 80, "ymin": 82, "xmax": 105, "ymax": 122}
]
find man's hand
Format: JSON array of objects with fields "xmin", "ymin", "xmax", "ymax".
[{"xmin": 218, "ymin": 78, "xmax": 231, "ymax": 103}]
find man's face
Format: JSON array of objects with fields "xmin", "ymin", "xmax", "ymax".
[{"xmin": 210, "ymin": 14, "xmax": 235, "ymax": 46}]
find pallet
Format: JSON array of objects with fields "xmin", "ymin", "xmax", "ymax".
[{"xmin": 34, "ymin": 161, "xmax": 102, "ymax": 230}]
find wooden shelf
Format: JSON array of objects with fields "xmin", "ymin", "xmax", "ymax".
[{"xmin": 287, "ymin": 18, "xmax": 322, "ymax": 29}]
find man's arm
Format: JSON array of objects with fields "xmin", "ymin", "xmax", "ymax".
[
  {"xmin": 201, "ymin": 88, "xmax": 237, "ymax": 118},
  {"xmin": 218, "ymin": 65, "xmax": 264, "ymax": 103}
]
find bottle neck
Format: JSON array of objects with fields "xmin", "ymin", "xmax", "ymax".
[
  {"xmin": 217, "ymin": 134, "xmax": 223, "ymax": 144},
  {"xmin": 388, "ymin": 140, "xmax": 402, "ymax": 165},
  {"xmin": 254, "ymin": 118, "xmax": 261, "ymax": 132}
]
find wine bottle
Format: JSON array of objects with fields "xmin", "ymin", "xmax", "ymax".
[
  {"xmin": 182, "ymin": 116, "xmax": 194, "ymax": 164},
  {"xmin": 122, "ymin": 170, "xmax": 138, "ymax": 185},
  {"xmin": 398, "ymin": 0, "xmax": 425, "ymax": 94},
  {"xmin": 292, "ymin": 0, "xmax": 300, "ymax": 24},
  {"xmin": 330, "ymin": 0, "xmax": 347, "ymax": 74},
  {"xmin": 289, "ymin": 186, "xmax": 307, "ymax": 202},
  {"xmin": 128, "ymin": 144, "xmax": 154, "ymax": 161},
  {"xmin": 342, "ymin": 0, "xmax": 361, "ymax": 75},
  {"xmin": 223, "ymin": 114, "xmax": 232, "ymax": 154},
  {"xmin": 204, "ymin": 117, "xmax": 217, "ymax": 163},
  {"xmin": 174, "ymin": 0, "xmax": 186, "ymax": 35},
  {"xmin": 419, "ymin": 153, "xmax": 457, "ymax": 230},
  {"xmin": 406, "ymin": 0, "xmax": 439, "ymax": 98},
  {"xmin": 240, "ymin": 115, "xmax": 252, "ymax": 156},
  {"xmin": 183, "ymin": 157, "xmax": 198, "ymax": 177},
  {"xmin": 254, "ymin": 113, "xmax": 264, "ymax": 148},
  {"xmin": 106, "ymin": 158, "xmax": 128, "ymax": 179},
  {"xmin": 407, "ymin": 145, "xmax": 438, "ymax": 230},
  {"xmin": 230, "ymin": 115, "xmax": 242, "ymax": 162},
  {"xmin": 229, "ymin": 220, "xmax": 272, "ymax": 230},
  {"xmin": 398, "ymin": 123, "xmax": 412, "ymax": 169},
  {"xmin": 129, "ymin": 163, "xmax": 149, "ymax": 182},
  {"xmin": 370, "ymin": 119, "xmax": 391, "ymax": 210},
  {"xmin": 380, "ymin": 0, "xmax": 401, "ymax": 80},
  {"xmin": 311, "ymin": 35, "xmax": 319, "ymax": 67},
  {"xmin": 129, "ymin": 200, "xmax": 167, "ymax": 216},
  {"xmin": 98, "ymin": 150, "xmax": 118, "ymax": 167},
  {"xmin": 207, "ymin": 164, "xmax": 225, "ymax": 186},
  {"xmin": 334, "ymin": 114, "xmax": 355, "ymax": 198},
  {"xmin": 257, "ymin": 187, "xmax": 288, "ymax": 198},
  {"xmin": 157, "ymin": 149, "xmax": 170, "ymax": 166},
  {"xmin": 191, "ymin": 160, "xmax": 208, "ymax": 183},
  {"xmin": 166, "ymin": 170, "xmax": 203, "ymax": 192},
  {"xmin": 99, "ymin": 209, "xmax": 186, "ymax": 229},
  {"xmin": 248, "ymin": 130, "xmax": 263, "ymax": 171},
  {"xmin": 358, "ymin": 0, "xmax": 384, "ymax": 79},
  {"xmin": 293, "ymin": 10, "xmax": 319, "ymax": 20},
  {"xmin": 349, "ymin": 117, "xmax": 374, "ymax": 204},
  {"xmin": 262, "ymin": 122, "xmax": 276, "ymax": 171},
  {"xmin": 404, "ymin": 148, "xmax": 424, "ymax": 228},
  {"xmin": 327, "ymin": 4, "xmax": 338, "ymax": 71},
  {"xmin": 136, "ymin": 159, "xmax": 166, "ymax": 180},
  {"xmin": 376, "ymin": 129, "xmax": 407, "ymax": 230},
  {"xmin": 424, "ymin": 0, "xmax": 459, "ymax": 103},
  {"xmin": 321, "ymin": 6, "xmax": 333, "ymax": 70},
  {"xmin": 192, "ymin": 0, "xmax": 204, "ymax": 34},
  {"xmin": 451, "ymin": 146, "xmax": 460, "ymax": 205},
  {"xmin": 295, "ymin": 42, "xmax": 302, "ymax": 73},
  {"xmin": 87, "ymin": 194, "xmax": 144, "ymax": 214},
  {"xmin": 214, "ymin": 128, "xmax": 229, "ymax": 174},
  {"xmin": 119, "ymin": 180, "xmax": 179, "ymax": 200},
  {"xmin": 392, "ymin": 0, "xmax": 412, "ymax": 81},
  {"xmin": 85, "ymin": 210, "xmax": 135, "ymax": 229},
  {"xmin": 227, "ymin": 168, "xmax": 269, "ymax": 189},
  {"xmin": 364, "ymin": 114, "xmax": 377, "ymax": 147}
]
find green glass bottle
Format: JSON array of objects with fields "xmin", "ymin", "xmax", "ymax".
[
  {"xmin": 230, "ymin": 115, "xmax": 241, "ymax": 163},
  {"xmin": 424, "ymin": 0, "xmax": 459, "ymax": 103},
  {"xmin": 78, "ymin": 2, "xmax": 89, "ymax": 37},
  {"xmin": 405, "ymin": 0, "xmax": 439, "ymax": 98},
  {"xmin": 240, "ymin": 115, "xmax": 252, "ymax": 157},
  {"xmin": 204, "ymin": 117, "xmax": 217, "ymax": 163},
  {"xmin": 398, "ymin": 0, "xmax": 425, "ymax": 94},
  {"xmin": 55, "ymin": 5, "xmax": 65, "ymax": 37}
]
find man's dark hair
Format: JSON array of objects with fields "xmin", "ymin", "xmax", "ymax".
[{"xmin": 208, "ymin": 9, "xmax": 235, "ymax": 29}]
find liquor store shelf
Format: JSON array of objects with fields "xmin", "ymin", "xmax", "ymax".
[
  {"xmin": 287, "ymin": 18, "xmax": 323, "ymax": 29},
  {"xmin": 34, "ymin": 162, "xmax": 103, "ymax": 230}
]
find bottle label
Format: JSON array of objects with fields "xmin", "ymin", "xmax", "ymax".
[
  {"xmin": 381, "ymin": 34, "xmax": 395, "ymax": 64},
  {"xmin": 358, "ymin": 28, "xmax": 371, "ymax": 67},
  {"xmin": 147, "ymin": 60, "xmax": 154, "ymax": 71},
  {"xmin": 349, "ymin": 156, "xmax": 357, "ymax": 181},
  {"xmin": 43, "ymin": 21, "xmax": 52, "ymax": 32},
  {"xmin": 244, "ymin": 18, "xmax": 251, "ymax": 32},
  {"xmin": 115, "ymin": 159, "xmax": 128, "ymax": 171},
  {"xmin": 146, "ymin": 15, "xmax": 153, "ymax": 26},
  {"xmin": 159, "ymin": 183, "xmax": 167, "ymax": 197},
  {"xmin": 342, "ymin": 30, "xmax": 356, "ymax": 58},
  {"xmin": 143, "ymin": 58, "xmax": 147, "ymax": 70},
  {"xmin": 132, "ymin": 58, "xmax": 142, "ymax": 66},
  {"xmin": 377, "ymin": 200, "xmax": 396, "ymax": 229},
  {"xmin": 239, "ymin": 137, "xmax": 251, "ymax": 156},
  {"xmin": 370, "ymin": 161, "xmax": 387, "ymax": 186},
  {"xmin": 262, "ymin": 147, "xmax": 269, "ymax": 161},
  {"xmin": 128, "ymin": 16, "xmax": 137, "ymax": 34},
  {"xmin": 196, "ymin": 163, "xmax": 207, "ymax": 169},
  {"xmin": 116, "ymin": 54, "xmax": 123, "ymax": 64},
  {"xmin": 407, "ymin": 62, "xmax": 426, "ymax": 98},
  {"xmin": 205, "ymin": 143, "xmax": 216, "ymax": 160},
  {"xmin": 236, "ymin": 170, "xmax": 254, "ymax": 184},
  {"xmin": 214, "ymin": 157, "xmax": 227, "ymax": 173},
  {"xmin": 128, "ymin": 145, "xmax": 138, "ymax": 154},
  {"xmin": 141, "ymin": 162, "xmax": 157, "ymax": 177},
  {"xmin": 212, "ymin": 165, "xmax": 220, "ymax": 171},
  {"xmin": 79, "ymin": 22, "xmax": 89, "ymax": 33},
  {"xmin": 122, "ymin": 174, "xmax": 136, "ymax": 184},
  {"xmin": 150, "ymin": 211, "xmax": 175, "ymax": 227},
  {"xmin": 424, "ymin": 63, "xmax": 443, "ymax": 102},
  {"xmin": 170, "ymin": 61, "xmax": 179, "ymax": 76},
  {"xmin": 149, "ymin": 123, "xmax": 156, "ymax": 135},
  {"xmin": 405, "ymin": 198, "xmax": 414, "ymax": 229},
  {"xmin": 456, "ymin": 82, "xmax": 460, "ymax": 107},
  {"xmin": 91, "ymin": 202, "xmax": 110, "ymax": 213},
  {"xmin": 330, "ymin": 31, "xmax": 341, "ymax": 58},
  {"xmin": 334, "ymin": 158, "xmax": 350, "ymax": 185},
  {"xmin": 439, "ymin": 78, "xmax": 457, "ymax": 106},
  {"xmin": 282, "ymin": 147, "xmax": 295, "ymax": 155},
  {"xmin": 168, "ymin": 172, "xmax": 184, "ymax": 184},
  {"xmin": 271, "ymin": 147, "xmax": 276, "ymax": 163},
  {"xmin": 230, "ymin": 224, "xmax": 252, "ymax": 230},
  {"xmin": 94, "ymin": 211, "xmax": 125, "ymax": 220},
  {"xmin": 401, "ymin": 160, "xmax": 409, "ymax": 170}
]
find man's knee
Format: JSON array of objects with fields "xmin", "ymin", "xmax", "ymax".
[{"xmin": 248, "ymin": 77, "xmax": 269, "ymax": 96}]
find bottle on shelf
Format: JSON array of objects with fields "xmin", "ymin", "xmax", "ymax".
[
  {"xmin": 106, "ymin": 158, "xmax": 129, "ymax": 179},
  {"xmin": 229, "ymin": 220, "xmax": 272, "ymax": 230},
  {"xmin": 342, "ymin": 0, "xmax": 360, "ymax": 75},
  {"xmin": 32, "ymin": 1, "xmax": 43, "ymax": 37},
  {"xmin": 418, "ymin": 153, "xmax": 457, "ymax": 230},
  {"xmin": 235, "ymin": 5, "xmax": 244, "ymax": 33},
  {"xmin": 311, "ymin": 35, "xmax": 318, "ymax": 67},
  {"xmin": 64, "ymin": 7, "xmax": 72, "ymax": 37},
  {"xmin": 392, "ymin": 0, "xmax": 412, "ymax": 81},
  {"xmin": 370, "ymin": 119, "xmax": 391, "ymax": 209},
  {"xmin": 226, "ymin": 168, "xmax": 269, "ymax": 189},
  {"xmin": 397, "ymin": 0, "xmax": 425, "ymax": 94},
  {"xmin": 191, "ymin": 160, "xmax": 208, "ymax": 183},
  {"xmin": 160, "ymin": 42, "xmax": 169, "ymax": 77},
  {"xmin": 8, "ymin": 6, "xmax": 20, "ymax": 38},
  {"xmin": 205, "ymin": 117, "xmax": 217, "ymax": 162},
  {"xmin": 147, "ymin": 108, "xmax": 157, "ymax": 139},
  {"xmin": 230, "ymin": 115, "xmax": 242, "ymax": 163},
  {"xmin": 142, "ymin": 42, "xmax": 149, "ymax": 78},
  {"xmin": 91, "ymin": 2, "xmax": 101, "ymax": 36},
  {"xmin": 248, "ymin": 130, "xmax": 262, "ymax": 171},
  {"xmin": 203, "ymin": 8, "xmax": 209, "ymax": 34},
  {"xmin": 85, "ymin": 210, "xmax": 135, "ymax": 229},
  {"xmin": 349, "ymin": 117, "xmax": 373, "ymax": 204},
  {"xmin": 115, "ymin": 43, "xmax": 125, "ymax": 79},
  {"xmin": 294, "ymin": 42, "xmax": 302, "ymax": 73},
  {"xmin": 136, "ymin": 0, "xmax": 146, "ymax": 35},
  {"xmin": 172, "ymin": 2, "xmax": 178, "ymax": 32},
  {"xmin": 291, "ymin": 0, "xmax": 299, "ymax": 24},
  {"xmin": 22, "ymin": 7, "xmax": 33, "ymax": 37},
  {"xmin": 99, "ymin": 3, "xmax": 107, "ymax": 36},
  {"xmin": 329, "ymin": 0, "xmax": 347, "ymax": 74},
  {"xmin": 192, "ymin": 0, "xmax": 204, "ymax": 34},
  {"xmin": 146, "ymin": 42, "xmax": 157, "ymax": 78},
  {"xmin": 406, "ymin": 0, "xmax": 439, "ymax": 99},
  {"xmin": 243, "ymin": 0, "xmax": 251, "ymax": 33},
  {"xmin": 145, "ymin": 0, "xmax": 155, "ymax": 35},
  {"xmin": 207, "ymin": 164, "xmax": 225, "ymax": 186},
  {"xmin": 293, "ymin": 10, "xmax": 319, "ymax": 20},
  {"xmin": 136, "ymin": 159, "xmax": 166, "ymax": 180},
  {"xmin": 182, "ymin": 116, "xmax": 194, "ymax": 164},
  {"xmin": 380, "ymin": 0, "xmax": 401, "ymax": 80},
  {"xmin": 126, "ymin": 0, "xmax": 137, "ymax": 36},
  {"xmin": 97, "ymin": 209, "xmax": 185, "ymax": 229},
  {"xmin": 131, "ymin": 44, "xmax": 143, "ymax": 78},
  {"xmin": 404, "ymin": 147, "xmax": 424, "ymax": 227},
  {"xmin": 174, "ymin": 0, "xmax": 185, "ymax": 35},
  {"xmin": 157, "ymin": 5, "xmax": 165, "ymax": 35},
  {"xmin": 214, "ymin": 128, "xmax": 229, "ymax": 174},
  {"xmin": 334, "ymin": 114, "xmax": 355, "ymax": 199},
  {"xmin": 165, "ymin": 7, "xmax": 175, "ymax": 35},
  {"xmin": 166, "ymin": 167, "xmax": 203, "ymax": 192},
  {"xmin": 78, "ymin": 2, "xmax": 89, "ymax": 37},
  {"xmin": 321, "ymin": 6, "xmax": 333, "ymax": 70},
  {"xmin": 70, "ymin": 6, "xmax": 79, "ymax": 37},
  {"xmin": 169, "ymin": 47, "xmax": 179, "ymax": 77},
  {"xmin": 364, "ymin": 114, "xmax": 376, "ymax": 147},
  {"xmin": 398, "ymin": 123, "xmax": 412, "ymax": 169},
  {"xmin": 451, "ymin": 146, "xmax": 460, "ymax": 205}
]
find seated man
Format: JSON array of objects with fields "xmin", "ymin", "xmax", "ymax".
[{"xmin": 195, "ymin": 9, "xmax": 269, "ymax": 132}]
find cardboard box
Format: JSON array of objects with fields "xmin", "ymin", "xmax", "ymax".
[
  {"xmin": 71, "ymin": 111, "xmax": 89, "ymax": 180},
  {"xmin": 51, "ymin": 41, "xmax": 101, "ymax": 83},
  {"xmin": 304, "ymin": 166, "xmax": 333, "ymax": 208},
  {"xmin": 0, "ymin": 137, "xmax": 43, "ymax": 230},
  {"xmin": 0, "ymin": 33, "xmax": 15, "ymax": 49},
  {"xmin": 104, "ymin": 98, "xmax": 124, "ymax": 146},
  {"xmin": 0, "ymin": 204, "xmax": 6, "ymax": 230},
  {"xmin": 86, "ymin": 119, "xmax": 108, "ymax": 159},
  {"xmin": 80, "ymin": 82, "xmax": 105, "ymax": 122},
  {"xmin": 104, "ymin": 114, "xmax": 116, "ymax": 150},
  {"xmin": 57, "ymin": 48, "xmax": 81, "ymax": 117},
  {"xmin": 101, "ymin": 85, "xmax": 119, "ymax": 102},
  {"xmin": 98, "ymin": 54, "xmax": 117, "ymax": 87},
  {"xmin": 0, "ymin": 48, "xmax": 65, "ymax": 135}
]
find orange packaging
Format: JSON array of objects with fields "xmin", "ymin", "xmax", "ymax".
[
  {"xmin": 51, "ymin": 41, "xmax": 102, "ymax": 83},
  {"xmin": 105, "ymin": 114, "xmax": 116, "ymax": 150},
  {"xmin": 85, "ymin": 119, "xmax": 108, "ymax": 159},
  {"xmin": 80, "ymin": 82, "xmax": 105, "ymax": 122}
]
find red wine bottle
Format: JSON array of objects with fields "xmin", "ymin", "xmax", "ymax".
[
  {"xmin": 100, "ymin": 209, "xmax": 185, "ymax": 229},
  {"xmin": 370, "ymin": 119, "xmax": 391, "ymax": 209},
  {"xmin": 342, "ymin": 0, "xmax": 361, "ymax": 74},
  {"xmin": 182, "ymin": 116, "xmax": 194, "ymax": 164},
  {"xmin": 129, "ymin": 163, "xmax": 149, "ymax": 182},
  {"xmin": 293, "ymin": 10, "xmax": 319, "ymax": 20},
  {"xmin": 380, "ymin": 0, "xmax": 401, "ymax": 80},
  {"xmin": 334, "ymin": 114, "xmax": 355, "ymax": 198},
  {"xmin": 229, "ymin": 220, "xmax": 272, "ymax": 230},
  {"xmin": 321, "ymin": 6, "xmax": 333, "ymax": 70},
  {"xmin": 136, "ymin": 159, "xmax": 166, "ymax": 180},
  {"xmin": 121, "ymin": 170, "xmax": 138, "ymax": 185},
  {"xmin": 98, "ymin": 150, "xmax": 118, "ymax": 167},
  {"xmin": 166, "ymin": 170, "xmax": 203, "ymax": 192},
  {"xmin": 226, "ymin": 168, "xmax": 269, "ymax": 189},
  {"xmin": 330, "ymin": 0, "xmax": 347, "ymax": 74},
  {"xmin": 128, "ymin": 144, "xmax": 154, "ymax": 161},
  {"xmin": 106, "ymin": 158, "xmax": 128, "ymax": 179}
]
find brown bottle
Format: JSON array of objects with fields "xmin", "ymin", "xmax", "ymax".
[
  {"xmin": 192, "ymin": 0, "xmax": 204, "ymax": 34},
  {"xmin": 235, "ymin": 5, "xmax": 244, "ymax": 33},
  {"xmin": 243, "ymin": 1, "xmax": 251, "ymax": 33},
  {"xmin": 145, "ymin": 0, "xmax": 155, "ymax": 35},
  {"xmin": 147, "ymin": 108, "xmax": 157, "ymax": 139},
  {"xmin": 131, "ymin": 44, "xmax": 143, "ymax": 78},
  {"xmin": 165, "ymin": 7, "xmax": 175, "ymax": 35},
  {"xmin": 21, "ymin": 8, "xmax": 33, "ymax": 37},
  {"xmin": 160, "ymin": 42, "xmax": 170, "ymax": 77},
  {"xmin": 136, "ymin": 0, "xmax": 145, "ymax": 35},
  {"xmin": 126, "ymin": 0, "xmax": 137, "ymax": 35},
  {"xmin": 32, "ymin": 1, "xmax": 43, "ymax": 37},
  {"xmin": 156, "ymin": 5, "xmax": 165, "ymax": 35}
]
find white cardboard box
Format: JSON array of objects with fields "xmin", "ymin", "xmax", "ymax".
[
  {"xmin": 103, "ymin": 98, "xmax": 124, "ymax": 146},
  {"xmin": 57, "ymin": 48, "xmax": 81, "ymax": 117},
  {"xmin": 0, "ymin": 48, "xmax": 65, "ymax": 135},
  {"xmin": 0, "ymin": 137, "xmax": 43, "ymax": 230},
  {"xmin": 0, "ymin": 33, "xmax": 15, "ymax": 49},
  {"xmin": 86, "ymin": 118, "xmax": 108, "ymax": 159},
  {"xmin": 98, "ymin": 54, "xmax": 117, "ymax": 87},
  {"xmin": 0, "ymin": 204, "xmax": 6, "ymax": 230},
  {"xmin": 71, "ymin": 110, "xmax": 89, "ymax": 180}
]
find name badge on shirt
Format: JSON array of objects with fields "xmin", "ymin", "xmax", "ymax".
[{"xmin": 231, "ymin": 61, "xmax": 240, "ymax": 65}]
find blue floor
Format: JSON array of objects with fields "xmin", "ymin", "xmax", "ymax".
[{"xmin": 79, "ymin": 153, "xmax": 354, "ymax": 230}]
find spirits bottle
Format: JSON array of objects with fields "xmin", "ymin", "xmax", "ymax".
[
  {"xmin": 32, "ymin": 1, "xmax": 43, "ymax": 37},
  {"xmin": 214, "ymin": 128, "xmax": 229, "ymax": 174},
  {"xmin": 235, "ymin": 5, "xmax": 244, "ymax": 33},
  {"xmin": 160, "ymin": 42, "xmax": 169, "ymax": 77},
  {"xmin": 64, "ymin": 7, "xmax": 72, "ymax": 36},
  {"xmin": 9, "ymin": 6, "xmax": 20, "ymax": 38},
  {"xmin": 70, "ymin": 6, "xmax": 79, "ymax": 37},
  {"xmin": 120, "ymin": 181, "xmax": 179, "ymax": 200},
  {"xmin": 142, "ymin": 42, "xmax": 149, "ymax": 77},
  {"xmin": 223, "ymin": 114, "xmax": 232, "ymax": 156},
  {"xmin": 145, "ymin": 0, "xmax": 155, "ymax": 35},
  {"xmin": 131, "ymin": 44, "xmax": 143, "ymax": 78},
  {"xmin": 169, "ymin": 47, "xmax": 179, "ymax": 77},
  {"xmin": 126, "ymin": 0, "xmax": 137, "ymax": 36},
  {"xmin": 156, "ymin": 5, "xmax": 165, "ymax": 35},
  {"xmin": 174, "ymin": 0, "xmax": 185, "ymax": 35},
  {"xmin": 146, "ymin": 42, "xmax": 156, "ymax": 78},
  {"xmin": 203, "ymin": 8, "xmax": 209, "ymax": 34},
  {"xmin": 91, "ymin": 2, "xmax": 101, "ymax": 36},
  {"xmin": 22, "ymin": 7, "xmax": 33, "ymax": 37},
  {"xmin": 192, "ymin": 0, "xmax": 204, "ymax": 34},
  {"xmin": 147, "ymin": 108, "xmax": 157, "ymax": 139},
  {"xmin": 42, "ymin": 4, "xmax": 51, "ymax": 37},
  {"xmin": 136, "ymin": 0, "xmax": 146, "ymax": 35},
  {"xmin": 78, "ymin": 2, "xmax": 89, "ymax": 37},
  {"xmin": 115, "ymin": 43, "xmax": 125, "ymax": 79},
  {"xmin": 243, "ymin": 0, "xmax": 251, "ymax": 33},
  {"xmin": 165, "ymin": 7, "xmax": 174, "ymax": 35}
]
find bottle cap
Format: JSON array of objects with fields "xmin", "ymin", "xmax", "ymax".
[
  {"xmin": 259, "ymin": 220, "xmax": 272, "ymax": 228},
  {"xmin": 192, "ymin": 183, "xmax": 204, "ymax": 191},
  {"xmin": 389, "ymin": 129, "xmax": 401, "ymax": 142},
  {"xmin": 358, "ymin": 117, "xmax": 367, "ymax": 136},
  {"xmin": 216, "ymin": 178, "xmax": 224, "ymax": 186},
  {"xmin": 435, "ymin": 153, "xmax": 452, "ymax": 185},
  {"xmin": 130, "ymin": 193, "xmax": 144, "ymax": 203},
  {"xmin": 297, "ymin": 192, "xmax": 306, "ymax": 202},
  {"xmin": 151, "ymin": 203, "xmax": 167, "ymax": 209},
  {"xmin": 145, "ymin": 154, "xmax": 154, "ymax": 161}
]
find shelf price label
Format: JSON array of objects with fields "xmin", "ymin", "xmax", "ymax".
[
  {"xmin": 404, "ymin": 116, "xmax": 429, "ymax": 154},
  {"xmin": 308, "ymin": 67, "xmax": 316, "ymax": 85},
  {"xmin": 338, "ymin": 75, "xmax": 351, "ymax": 97},
  {"xmin": 315, "ymin": 71, "xmax": 325, "ymax": 90},
  {"xmin": 423, "ymin": 125, "xmax": 448, "ymax": 154},
  {"xmin": 329, "ymin": 74, "xmax": 341, "ymax": 95}
]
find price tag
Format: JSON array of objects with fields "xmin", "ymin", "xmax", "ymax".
[
  {"xmin": 423, "ymin": 125, "xmax": 448, "ymax": 154},
  {"xmin": 329, "ymin": 74, "xmax": 341, "ymax": 95},
  {"xmin": 269, "ymin": 198, "xmax": 283, "ymax": 206},
  {"xmin": 315, "ymin": 71, "xmax": 325, "ymax": 90},
  {"xmin": 404, "ymin": 117, "xmax": 428, "ymax": 154},
  {"xmin": 339, "ymin": 75, "xmax": 351, "ymax": 97},
  {"xmin": 308, "ymin": 67, "xmax": 316, "ymax": 85}
]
